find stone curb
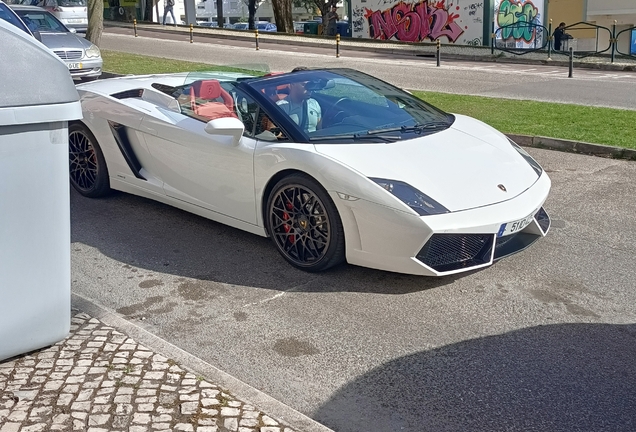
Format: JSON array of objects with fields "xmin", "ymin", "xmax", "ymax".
[
  {"xmin": 104, "ymin": 21, "xmax": 636, "ymax": 72},
  {"xmin": 71, "ymin": 293, "xmax": 335, "ymax": 432},
  {"xmin": 507, "ymin": 134, "xmax": 636, "ymax": 161}
]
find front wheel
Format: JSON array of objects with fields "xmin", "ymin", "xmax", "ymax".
[
  {"xmin": 266, "ymin": 174, "xmax": 345, "ymax": 272},
  {"xmin": 68, "ymin": 122, "xmax": 110, "ymax": 197}
]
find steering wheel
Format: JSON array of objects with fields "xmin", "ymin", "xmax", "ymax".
[{"xmin": 324, "ymin": 97, "xmax": 351, "ymax": 127}]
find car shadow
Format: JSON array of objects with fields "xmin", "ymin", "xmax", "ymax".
[
  {"xmin": 313, "ymin": 323, "xmax": 636, "ymax": 432},
  {"xmin": 70, "ymin": 190, "xmax": 465, "ymax": 294}
]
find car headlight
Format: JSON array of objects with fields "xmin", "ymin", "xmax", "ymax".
[
  {"xmin": 509, "ymin": 138, "xmax": 542, "ymax": 177},
  {"xmin": 85, "ymin": 44, "xmax": 101, "ymax": 58},
  {"xmin": 370, "ymin": 178, "xmax": 449, "ymax": 216}
]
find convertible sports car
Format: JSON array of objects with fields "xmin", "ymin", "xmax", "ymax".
[{"xmin": 70, "ymin": 68, "xmax": 551, "ymax": 276}]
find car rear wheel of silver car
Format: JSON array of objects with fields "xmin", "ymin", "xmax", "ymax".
[
  {"xmin": 266, "ymin": 174, "xmax": 345, "ymax": 272},
  {"xmin": 68, "ymin": 122, "xmax": 110, "ymax": 198}
]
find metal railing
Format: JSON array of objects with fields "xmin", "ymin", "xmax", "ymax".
[{"xmin": 491, "ymin": 19, "xmax": 636, "ymax": 62}]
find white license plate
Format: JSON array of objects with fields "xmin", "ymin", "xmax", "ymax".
[
  {"xmin": 67, "ymin": 19, "xmax": 83, "ymax": 23},
  {"xmin": 68, "ymin": 63, "xmax": 82, "ymax": 69},
  {"xmin": 498, "ymin": 213, "xmax": 535, "ymax": 237}
]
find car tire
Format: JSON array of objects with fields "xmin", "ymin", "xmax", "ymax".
[
  {"xmin": 266, "ymin": 174, "xmax": 345, "ymax": 272},
  {"xmin": 68, "ymin": 122, "xmax": 111, "ymax": 198}
]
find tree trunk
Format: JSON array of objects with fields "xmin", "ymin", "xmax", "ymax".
[
  {"xmin": 248, "ymin": 0, "xmax": 256, "ymax": 30},
  {"xmin": 270, "ymin": 0, "xmax": 293, "ymax": 33},
  {"xmin": 86, "ymin": 0, "xmax": 104, "ymax": 46},
  {"xmin": 217, "ymin": 0, "xmax": 224, "ymax": 28},
  {"xmin": 144, "ymin": 0, "xmax": 155, "ymax": 22}
]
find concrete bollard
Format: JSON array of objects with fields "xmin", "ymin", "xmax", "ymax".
[
  {"xmin": 133, "ymin": 19, "xmax": 137, "ymax": 37},
  {"xmin": 255, "ymin": 29, "xmax": 259, "ymax": 51},
  {"xmin": 190, "ymin": 24, "xmax": 193, "ymax": 43}
]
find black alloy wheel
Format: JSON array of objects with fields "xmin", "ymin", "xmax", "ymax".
[
  {"xmin": 68, "ymin": 122, "xmax": 110, "ymax": 197},
  {"xmin": 266, "ymin": 174, "xmax": 345, "ymax": 272}
]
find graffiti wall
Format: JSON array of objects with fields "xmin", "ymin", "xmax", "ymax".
[
  {"xmin": 351, "ymin": 0, "xmax": 485, "ymax": 45},
  {"xmin": 493, "ymin": 0, "xmax": 545, "ymax": 48}
]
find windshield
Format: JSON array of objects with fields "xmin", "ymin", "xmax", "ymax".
[
  {"xmin": 0, "ymin": 4, "xmax": 30, "ymax": 34},
  {"xmin": 246, "ymin": 69, "xmax": 453, "ymax": 142},
  {"xmin": 15, "ymin": 9, "xmax": 68, "ymax": 32}
]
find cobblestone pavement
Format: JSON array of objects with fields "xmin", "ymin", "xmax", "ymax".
[{"xmin": 0, "ymin": 313, "xmax": 296, "ymax": 432}]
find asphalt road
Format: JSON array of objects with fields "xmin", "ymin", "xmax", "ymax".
[
  {"xmin": 71, "ymin": 148, "xmax": 636, "ymax": 431},
  {"xmin": 100, "ymin": 30, "xmax": 636, "ymax": 110}
]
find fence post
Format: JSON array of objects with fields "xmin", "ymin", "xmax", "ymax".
[
  {"xmin": 133, "ymin": 18, "xmax": 138, "ymax": 37},
  {"xmin": 255, "ymin": 29, "xmax": 259, "ymax": 51},
  {"xmin": 189, "ymin": 24, "xmax": 193, "ymax": 43},
  {"xmin": 547, "ymin": 19, "xmax": 552, "ymax": 60},
  {"xmin": 336, "ymin": 33, "xmax": 340, "ymax": 58},
  {"xmin": 568, "ymin": 46, "xmax": 573, "ymax": 78},
  {"xmin": 436, "ymin": 39, "xmax": 441, "ymax": 66},
  {"xmin": 611, "ymin": 20, "xmax": 617, "ymax": 63}
]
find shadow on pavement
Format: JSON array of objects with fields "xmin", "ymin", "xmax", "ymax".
[
  {"xmin": 71, "ymin": 190, "xmax": 462, "ymax": 293},
  {"xmin": 313, "ymin": 323, "xmax": 636, "ymax": 432}
]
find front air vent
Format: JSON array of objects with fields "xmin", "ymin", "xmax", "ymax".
[{"xmin": 416, "ymin": 234, "xmax": 494, "ymax": 273}]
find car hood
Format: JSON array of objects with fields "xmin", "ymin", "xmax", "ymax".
[
  {"xmin": 39, "ymin": 31, "xmax": 91, "ymax": 50},
  {"xmin": 314, "ymin": 114, "xmax": 540, "ymax": 212}
]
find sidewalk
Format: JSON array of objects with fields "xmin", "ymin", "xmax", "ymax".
[
  {"xmin": 0, "ymin": 307, "xmax": 324, "ymax": 432},
  {"xmin": 105, "ymin": 21, "xmax": 636, "ymax": 72}
]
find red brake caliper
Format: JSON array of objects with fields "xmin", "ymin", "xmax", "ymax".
[{"xmin": 283, "ymin": 201, "xmax": 295, "ymax": 244}]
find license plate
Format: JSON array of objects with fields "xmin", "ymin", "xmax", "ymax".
[
  {"xmin": 68, "ymin": 62, "xmax": 82, "ymax": 69},
  {"xmin": 498, "ymin": 213, "xmax": 535, "ymax": 237},
  {"xmin": 67, "ymin": 19, "xmax": 83, "ymax": 23}
]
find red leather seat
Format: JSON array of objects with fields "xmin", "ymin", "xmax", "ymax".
[{"xmin": 189, "ymin": 80, "xmax": 238, "ymax": 121}]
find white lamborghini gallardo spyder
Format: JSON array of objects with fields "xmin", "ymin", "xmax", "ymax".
[{"xmin": 69, "ymin": 68, "xmax": 551, "ymax": 276}]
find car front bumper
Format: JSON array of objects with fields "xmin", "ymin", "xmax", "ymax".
[
  {"xmin": 66, "ymin": 58, "xmax": 103, "ymax": 79},
  {"xmin": 336, "ymin": 172, "xmax": 552, "ymax": 276}
]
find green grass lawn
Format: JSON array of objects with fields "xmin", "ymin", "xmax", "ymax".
[
  {"xmin": 413, "ymin": 91, "xmax": 636, "ymax": 149},
  {"xmin": 102, "ymin": 50, "xmax": 636, "ymax": 149},
  {"xmin": 101, "ymin": 50, "xmax": 262, "ymax": 75}
]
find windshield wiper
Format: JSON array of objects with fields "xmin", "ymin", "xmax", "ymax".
[
  {"xmin": 366, "ymin": 121, "xmax": 451, "ymax": 135},
  {"xmin": 310, "ymin": 134, "xmax": 400, "ymax": 143}
]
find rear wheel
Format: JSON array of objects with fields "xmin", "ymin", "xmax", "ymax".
[
  {"xmin": 266, "ymin": 174, "xmax": 345, "ymax": 272},
  {"xmin": 68, "ymin": 122, "xmax": 110, "ymax": 197}
]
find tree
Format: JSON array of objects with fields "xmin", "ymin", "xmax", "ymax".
[
  {"xmin": 294, "ymin": 0, "xmax": 338, "ymax": 32},
  {"xmin": 144, "ymin": 0, "xmax": 157, "ymax": 23},
  {"xmin": 270, "ymin": 0, "xmax": 294, "ymax": 33},
  {"xmin": 247, "ymin": 0, "xmax": 257, "ymax": 29},
  {"xmin": 86, "ymin": 0, "xmax": 104, "ymax": 46}
]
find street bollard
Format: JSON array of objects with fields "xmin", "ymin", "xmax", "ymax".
[
  {"xmin": 436, "ymin": 39, "xmax": 441, "ymax": 67},
  {"xmin": 611, "ymin": 20, "xmax": 617, "ymax": 63},
  {"xmin": 547, "ymin": 19, "xmax": 552, "ymax": 60},
  {"xmin": 336, "ymin": 33, "xmax": 340, "ymax": 58},
  {"xmin": 491, "ymin": 21, "xmax": 495, "ymax": 55},
  {"xmin": 133, "ymin": 19, "xmax": 138, "ymax": 37},
  {"xmin": 189, "ymin": 24, "xmax": 193, "ymax": 43},
  {"xmin": 568, "ymin": 46, "xmax": 573, "ymax": 78},
  {"xmin": 255, "ymin": 29, "xmax": 259, "ymax": 51}
]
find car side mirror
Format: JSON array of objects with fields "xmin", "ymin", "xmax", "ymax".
[
  {"xmin": 32, "ymin": 30, "xmax": 42, "ymax": 41},
  {"xmin": 69, "ymin": 27, "xmax": 77, "ymax": 33},
  {"xmin": 204, "ymin": 117, "xmax": 244, "ymax": 145}
]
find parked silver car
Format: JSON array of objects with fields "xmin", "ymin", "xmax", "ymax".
[
  {"xmin": 39, "ymin": 0, "xmax": 86, "ymax": 32},
  {"xmin": 10, "ymin": 4, "xmax": 101, "ymax": 80}
]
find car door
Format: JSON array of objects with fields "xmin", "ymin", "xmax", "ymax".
[{"xmin": 139, "ymin": 86, "xmax": 259, "ymax": 225}]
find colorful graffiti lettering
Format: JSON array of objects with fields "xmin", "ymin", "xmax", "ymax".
[
  {"xmin": 364, "ymin": 1, "xmax": 464, "ymax": 43},
  {"xmin": 497, "ymin": 0, "xmax": 539, "ymax": 42}
]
